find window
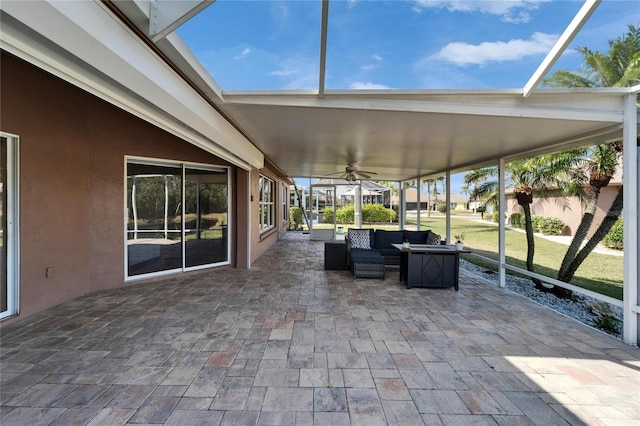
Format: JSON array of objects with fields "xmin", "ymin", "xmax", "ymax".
[
  {"xmin": 126, "ymin": 159, "xmax": 229, "ymax": 278},
  {"xmin": 259, "ymin": 175, "xmax": 274, "ymax": 232},
  {"xmin": 0, "ymin": 133, "xmax": 19, "ymax": 320},
  {"xmin": 282, "ymin": 185, "xmax": 288, "ymax": 222}
]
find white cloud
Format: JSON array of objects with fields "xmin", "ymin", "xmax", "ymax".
[
  {"xmin": 269, "ymin": 69, "xmax": 297, "ymax": 77},
  {"xmin": 269, "ymin": 56, "xmax": 318, "ymax": 90},
  {"xmin": 348, "ymin": 82, "xmax": 391, "ymax": 89},
  {"xmin": 413, "ymin": 0, "xmax": 549, "ymax": 23},
  {"xmin": 234, "ymin": 48, "xmax": 251, "ymax": 60},
  {"xmin": 361, "ymin": 54, "xmax": 383, "ymax": 70},
  {"xmin": 432, "ymin": 32, "xmax": 557, "ymax": 66}
]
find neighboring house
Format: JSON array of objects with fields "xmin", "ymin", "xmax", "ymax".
[
  {"xmin": 506, "ymin": 166, "xmax": 622, "ymax": 237},
  {"xmin": 393, "ymin": 188, "xmax": 468, "ymax": 211},
  {"xmin": 291, "ymin": 180, "xmax": 392, "ymax": 209}
]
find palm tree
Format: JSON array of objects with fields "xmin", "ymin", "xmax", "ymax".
[
  {"xmin": 463, "ymin": 167, "xmax": 495, "ymax": 216},
  {"xmin": 542, "ymin": 24, "xmax": 640, "ymax": 92},
  {"xmin": 508, "ymin": 153, "xmax": 585, "ymax": 291},
  {"xmin": 557, "ymin": 143, "xmax": 626, "ymax": 284},
  {"xmin": 466, "ymin": 151, "xmax": 584, "ymax": 292},
  {"xmin": 544, "ymin": 24, "xmax": 640, "ymax": 285}
]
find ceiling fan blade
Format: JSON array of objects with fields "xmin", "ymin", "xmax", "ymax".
[
  {"xmin": 323, "ymin": 171, "xmax": 347, "ymax": 177},
  {"xmin": 355, "ymin": 171, "xmax": 371, "ymax": 179}
]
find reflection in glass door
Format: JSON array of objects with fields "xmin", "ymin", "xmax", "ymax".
[
  {"xmin": 0, "ymin": 134, "xmax": 18, "ymax": 320},
  {"xmin": 184, "ymin": 167, "xmax": 229, "ymax": 268},
  {"xmin": 309, "ymin": 184, "xmax": 336, "ymax": 240},
  {"xmin": 126, "ymin": 160, "xmax": 230, "ymax": 279}
]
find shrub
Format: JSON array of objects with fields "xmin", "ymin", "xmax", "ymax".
[
  {"xmin": 510, "ymin": 213, "xmax": 523, "ymax": 228},
  {"xmin": 526, "ymin": 216, "xmax": 564, "ymax": 235},
  {"xmin": 436, "ymin": 202, "xmax": 447, "ymax": 213},
  {"xmin": 602, "ymin": 219, "xmax": 623, "ymax": 250},
  {"xmin": 537, "ymin": 217, "xmax": 564, "ymax": 235},
  {"xmin": 336, "ymin": 205, "xmax": 354, "ymax": 223},
  {"xmin": 492, "ymin": 211, "xmax": 500, "ymax": 223},
  {"xmin": 531, "ymin": 215, "xmax": 543, "ymax": 233},
  {"xmin": 321, "ymin": 207, "xmax": 334, "ymax": 223},
  {"xmin": 363, "ymin": 204, "xmax": 396, "ymax": 223},
  {"xmin": 289, "ymin": 207, "xmax": 304, "ymax": 230}
]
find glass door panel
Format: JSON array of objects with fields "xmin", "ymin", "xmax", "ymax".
[
  {"xmin": 126, "ymin": 162, "xmax": 182, "ymax": 277},
  {"xmin": 309, "ymin": 184, "xmax": 336, "ymax": 240},
  {"xmin": 0, "ymin": 134, "xmax": 17, "ymax": 320},
  {"xmin": 184, "ymin": 167, "xmax": 229, "ymax": 268},
  {"xmin": 1, "ymin": 137, "xmax": 7, "ymax": 315}
]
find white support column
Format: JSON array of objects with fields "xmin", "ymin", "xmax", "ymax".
[
  {"xmin": 416, "ymin": 178, "xmax": 421, "ymax": 230},
  {"xmin": 622, "ymin": 93, "xmax": 638, "ymax": 346},
  {"xmin": 446, "ymin": 171, "xmax": 451, "ymax": 244},
  {"xmin": 355, "ymin": 184, "xmax": 362, "ymax": 228},
  {"xmin": 499, "ymin": 159, "xmax": 506, "ymax": 288},
  {"xmin": 399, "ymin": 182, "xmax": 406, "ymax": 229}
]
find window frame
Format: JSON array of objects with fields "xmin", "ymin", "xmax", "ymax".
[
  {"xmin": 259, "ymin": 174, "xmax": 275, "ymax": 233},
  {"xmin": 0, "ymin": 132, "xmax": 20, "ymax": 321},
  {"xmin": 282, "ymin": 184, "xmax": 288, "ymax": 223},
  {"xmin": 125, "ymin": 156, "xmax": 230, "ymax": 281}
]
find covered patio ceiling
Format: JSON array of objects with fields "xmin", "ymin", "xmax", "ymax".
[{"xmin": 216, "ymin": 89, "xmax": 630, "ymax": 181}]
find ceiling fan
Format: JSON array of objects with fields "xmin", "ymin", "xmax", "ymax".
[{"xmin": 324, "ymin": 163, "xmax": 377, "ymax": 182}]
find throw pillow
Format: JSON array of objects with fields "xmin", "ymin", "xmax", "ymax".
[
  {"xmin": 426, "ymin": 232, "xmax": 441, "ymax": 245},
  {"xmin": 349, "ymin": 229, "xmax": 371, "ymax": 249}
]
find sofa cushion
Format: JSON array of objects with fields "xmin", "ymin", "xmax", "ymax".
[
  {"xmin": 350, "ymin": 249, "xmax": 384, "ymax": 263},
  {"xmin": 403, "ymin": 230, "xmax": 431, "ymax": 244},
  {"xmin": 348, "ymin": 229, "xmax": 373, "ymax": 249},
  {"xmin": 374, "ymin": 230, "xmax": 404, "ymax": 250},
  {"xmin": 426, "ymin": 231, "xmax": 442, "ymax": 245}
]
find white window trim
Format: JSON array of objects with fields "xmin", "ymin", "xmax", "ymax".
[
  {"xmin": 282, "ymin": 184, "xmax": 288, "ymax": 224},
  {"xmin": 259, "ymin": 174, "xmax": 275, "ymax": 233},
  {"xmin": 0, "ymin": 132, "xmax": 20, "ymax": 320},
  {"xmin": 124, "ymin": 156, "xmax": 230, "ymax": 281}
]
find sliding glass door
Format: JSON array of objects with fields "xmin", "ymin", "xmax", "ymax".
[
  {"xmin": 184, "ymin": 167, "xmax": 228, "ymax": 268},
  {"xmin": 0, "ymin": 134, "xmax": 18, "ymax": 320},
  {"xmin": 126, "ymin": 160, "xmax": 229, "ymax": 279}
]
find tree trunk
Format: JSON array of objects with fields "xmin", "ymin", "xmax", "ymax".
[
  {"xmin": 557, "ymin": 188, "xmax": 599, "ymax": 281},
  {"xmin": 521, "ymin": 202, "xmax": 544, "ymax": 289},
  {"xmin": 560, "ymin": 187, "xmax": 623, "ymax": 282}
]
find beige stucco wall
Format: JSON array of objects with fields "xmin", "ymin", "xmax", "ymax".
[
  {"xmin": 507, "ymin": 186, "xmax": 620, "ymax": 236},
  {"xmin": 249, "ymin": 166, "xmax": 290, "ymax": 264},
  {"xmin": 0, "ymin": 52, "xmax": 262, "ymax": 325}
]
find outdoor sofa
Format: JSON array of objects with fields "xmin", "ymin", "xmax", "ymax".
[{"xmin": 346, "ymin": 228, "xmax": 443, "ymax": 279}]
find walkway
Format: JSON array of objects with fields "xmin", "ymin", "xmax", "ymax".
[{"xmin": 1, "ymin": 233, "xmax": 638, "ymax": 425}]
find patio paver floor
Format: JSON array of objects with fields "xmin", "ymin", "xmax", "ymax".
[{"xmin": 1, "ymin": 232, "xmax": 638, "ymax": 425}]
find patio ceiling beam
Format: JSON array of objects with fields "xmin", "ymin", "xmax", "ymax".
[
  {"xmin": 523, "ymin": 0, "xmax": 601, "ymax": 98},
  {"xmin": 149, "ymin": 0, "xmax": 214, "ymax": 43},
  {"xmin": 222, "ymin": 95, "xmax": 624, "ymax": 123},
  {"xmin": 318, "ymin": 0, "xmax": 329, "ymax": 98}
]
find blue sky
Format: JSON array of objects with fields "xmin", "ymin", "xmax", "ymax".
[
  {"xmin": 177, "ymin": 0, "xmax": 638, "ymax": 195},
  {"xmin": 178, "ymin": 0, "xmax": 637, "ymax": 90}
]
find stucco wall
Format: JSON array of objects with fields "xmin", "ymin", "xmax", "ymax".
[
  {"xmin": 507, "ymin": 186, "xmax": 620, "ymax": 237},
  {"xmin": 0, "ymin": 53, "xmax": 246, "ymax": 323},
  {"xmin": 250, "ymin": 167, "xmax": 290, "ymax": 264}
]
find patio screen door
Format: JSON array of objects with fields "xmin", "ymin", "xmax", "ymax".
[{"xmin": 309, "ymin": 184, "xmax": 336, "ymax": 240}]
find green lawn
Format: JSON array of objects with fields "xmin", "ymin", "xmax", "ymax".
[{"xmin": 403, "ymin": 216, "xmax": 623, "ymax": 300}]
